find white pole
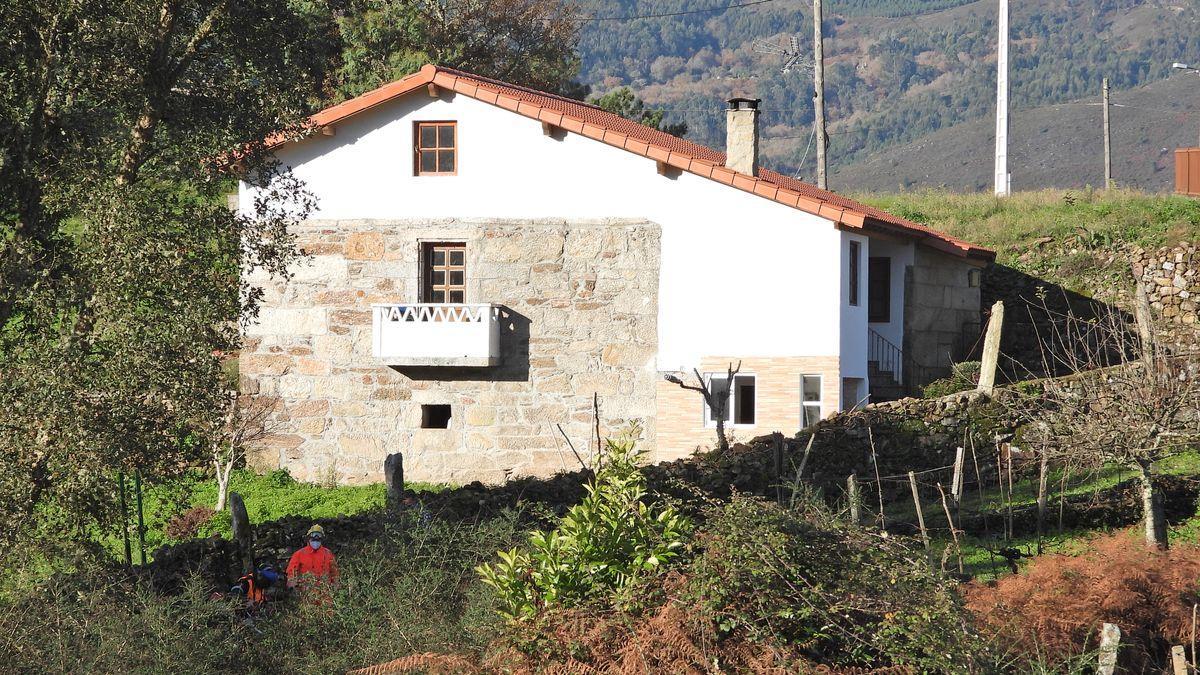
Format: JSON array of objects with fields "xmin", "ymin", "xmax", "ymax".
[
  {"xmin": 1103, "ymin": 77, "xmax": 1112, "ymax": 189},
  {"xmin": 813, "ymin": 0, "xmax": 827, "ymax": 190},
  {"xmin": 994, "ymin": 0, "xmax": 1010, "ymax": 196}
]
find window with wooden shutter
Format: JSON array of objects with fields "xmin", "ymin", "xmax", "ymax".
[
  {"xmin": 422, "ymin": 243, "xmax": 465, "ymax": 303},
  {"xmin": 414, "ymin": 121, "xmax": 456, "ymax": 175}
]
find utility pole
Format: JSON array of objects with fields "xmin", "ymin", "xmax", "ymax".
[
  {"xmin": 813, "ymin": 0, "xmax": 828, "ymax": 190},
  {"xmin": 1102, "ymin": 77, "xmax": 1112, "ymax": 189},
  {"xmin": 994, "ymin": 0, "xmax": 1010, "ymax": 196}
]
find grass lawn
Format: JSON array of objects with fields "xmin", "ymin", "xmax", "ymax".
[
  {"xmin": 99, "ymin": 469, "xmax": 449, "ymax": 562},
  {"xmin": 906, "ymin": 451, "xmax": 1200, "ymax": 581}
]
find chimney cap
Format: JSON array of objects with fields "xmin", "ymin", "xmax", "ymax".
[{"xmin": 726, "ymin": 97, "xmax": 761, "ymax": 111}]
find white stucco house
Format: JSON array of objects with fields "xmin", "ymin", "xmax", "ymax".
[{"xmin": 239, "ymin": 65, "xmax": 994, "ymax": 484}]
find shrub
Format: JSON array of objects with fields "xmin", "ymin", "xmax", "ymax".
[
  {"xmin": 476, "ymin": 428, "xmax": 692, "ymax": 620},
  {"xmin": 922, "ymin": 360, "xmax": 981, "ymax": 398},
  {"xmin": 964, "ymin": 529, "xmax": 1200, "ymax": 671},
  {"xmin": 1, "ymin": 514, "xmax": 520, "ymax": 673},
  {"xmin": 164, "ymin": 506, "xmax": 216, "ymax": 541},
  {"xmin": 689, "ymin": 496, "xmax": 982, "ymax": 670}
]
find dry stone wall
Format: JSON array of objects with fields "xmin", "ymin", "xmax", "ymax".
[
  {"xmin": 1132, "ymin": 243, "xmax": 1200, "ymax": 328},
  {"xmin": 241, "ymin": 217, "xmax": 660, "ymax": 485}
]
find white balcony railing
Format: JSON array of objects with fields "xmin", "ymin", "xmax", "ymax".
[{"xmin": 372, "ymin": 303, "xmax": 502, "ymax": 367}]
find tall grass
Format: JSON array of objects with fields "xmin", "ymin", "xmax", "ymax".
[
  {"xmin": 860, "ymin": 189, "xmax": 1200, "ymax": 259},
  {"xmin": 1, "ymin": 514, "xmax": 518, "ymax": 674}
]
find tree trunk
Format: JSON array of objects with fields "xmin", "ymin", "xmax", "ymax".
[
  {"xmin": 214, "ymin": 454, "xmax": 231, "ymax": 511},
  {"xmin": 1135, "ymin": 459, "xmax": 1168, "ymax": 549}
]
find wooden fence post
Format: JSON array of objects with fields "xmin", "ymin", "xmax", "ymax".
[
  {"xmin": 1036, "ymin": 450, "xmax": 1050, "ymax": 554},
  {"xmin": 773, "ymin": 433, "xmax": 785, "ymax": 505},
  {"xmin": 229, "ymin": 492, "xmax": 254, "ymax": 574},
  {"xmin": 951, "ymin": 446, "xmax": 965, "ymax": 504},
  {"xmin": 847, "ymin": 473, "xmax": 861, "ymax": 525},
  {"xmin": 1098, "ymin": 623, "xmax": 1121, "ymax": 675},
  {"xmin": 909, "ymin": 471, "xmax": 929, "ymax": 550},
  {"xmin": 978, "ymin": 300, "xmax": 1005, "ymax": 394},
  {"xmin": 1171, "ymin": 645, "xmax": 1188, "ymax": 675},
  {"xmin": 869, "ymin": 427, "xmax": 886, "ymax": 531},
  {"xmin": 938, "ymin": 483, "xmax": 964, "ymax": 575}
]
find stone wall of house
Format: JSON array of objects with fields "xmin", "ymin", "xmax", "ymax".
[
  {"xmin": 241, "ymin": 218, "xmax": 660, "ymax": 485},
  {"xmin": 903, "ymin": 247, "xmax": 984, "ymax": 383}
]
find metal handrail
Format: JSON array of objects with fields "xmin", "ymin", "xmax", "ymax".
[{"xmin": 868, "ymin": 328, "xmax": 904, "ymax": 381}]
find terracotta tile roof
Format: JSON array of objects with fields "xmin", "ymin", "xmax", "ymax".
[{"xmin": 273, "ymin": 64, "xmax": 993, "ymax": 261}]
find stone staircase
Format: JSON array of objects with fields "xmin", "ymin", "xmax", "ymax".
[{"xmin": 868, "ymin": 360, "xmax": 906, "ymax": 402}]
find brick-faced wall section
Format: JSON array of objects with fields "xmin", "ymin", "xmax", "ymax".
[
  {"xmin": 241, "ymin": 218, "xmax": 659, "ymax": 485},
  {"xmin": 656, "ymin": 355, "xmax": 841, "ymax": 459}
]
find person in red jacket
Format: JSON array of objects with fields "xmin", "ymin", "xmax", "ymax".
[{"xmin": 286, "ymin": 524, "xmax": 338, "ymax": 603}]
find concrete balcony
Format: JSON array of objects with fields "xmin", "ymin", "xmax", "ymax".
[{"xmin": 372, "ymin": 303, "xmax": 501, "ymax": 367}]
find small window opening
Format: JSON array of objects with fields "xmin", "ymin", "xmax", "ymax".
[
  {"xmin": 421, "ymin": 404, "xmax": 452, "ymax": 429},
  {"xmin": 704, "ymin": 374, "xmax": 756, "ymax": 426},
  {"xmin": 801, "ymin": 375, "xmax": 823, "ymax": 427},
  {"xmin": 848, "ymin": 241, "xmax": 861, "ymax": 306}
]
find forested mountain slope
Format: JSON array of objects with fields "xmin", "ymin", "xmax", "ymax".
[
  {"xmin": 576, "ymin": 0, "xmax": 1200, "ymax": 187},
  {"xmin": 833, "ymin": 74, "xmax": 1200, "ymax": 192}
]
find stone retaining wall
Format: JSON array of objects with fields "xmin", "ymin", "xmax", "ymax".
[{"xmin": 1132, "ymin": 243, "xmax": 1200, "ymax": 328}]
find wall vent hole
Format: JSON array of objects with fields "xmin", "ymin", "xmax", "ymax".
[{"xmin": 421, "ymin": 404, "xmax": 452, "ymax": 429}]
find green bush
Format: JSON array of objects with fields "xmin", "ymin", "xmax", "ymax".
[
  {"xmin": 1, "ymin": 514, "xmax": 519, "ymax": 673},
  {"xmin": 477, "ymin": 428, "xmax": 692, "ymax": 620},
  {"xmin": 689, "ymin": 496, "xmax": 983, "ymax": 671},
  {"xmin": 922, "ymin": 360, "xmax": 981, "ymax": 398}
]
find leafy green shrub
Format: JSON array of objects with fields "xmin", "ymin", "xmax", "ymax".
[
  {"xmin": 922, "ymin": 360, "xmax": 981, "ymax": 398},
  {"xmin": 689, "ymin": 496, "xmax": 982, "ymax": 671},
  {"xmin": 477, "ymin": 429, "xmax": 692, "ymax": 620}
]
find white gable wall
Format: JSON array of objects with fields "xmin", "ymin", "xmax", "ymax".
[{"xmin": 241, "ymin": 92, "xmax": 846, "ymax": 372}]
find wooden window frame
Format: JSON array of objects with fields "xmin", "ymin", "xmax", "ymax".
[
  {"xmin": 421, "ymin": 242, "xmax": 466, "ymax": 304},
  {"xmin": 414, "ymin": 121, "xmax": 457, "ymax": 176}
]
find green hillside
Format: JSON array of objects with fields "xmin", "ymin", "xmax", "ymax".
[
  {"xmin": 859, "ymin": 188, "xmax": 1200, "ymax": 295},
  {"xmin": 576, "ymin": 0, "xmax": 1200, "ymax": 183}
]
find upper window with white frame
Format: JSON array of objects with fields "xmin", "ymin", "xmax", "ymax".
[
  {"xmin": 801, "ymin": 374, "xmax": 823, "ymax": 428},
  {"xmin": 704, "ymin": 373, "xmax": 756, "ymax": 427}
]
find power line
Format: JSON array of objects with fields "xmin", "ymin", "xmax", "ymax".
[{"xmin": 585, "ymin": 0, "xmax": 778, "ymax": 22}]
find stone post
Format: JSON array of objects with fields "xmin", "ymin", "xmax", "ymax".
[
  {"xmin": 229, "ymin": 492, "xmax": 254, "ymax": 574},
  {"xmin": 978, "ymin": 300, "xmax": 1004, "ymax": 394},
  {"xmin": 1098, "ymin": 623, "xmax": 1120, "ymax": 675},
  {"xmin": 385, "ymin": 452, "xmax": 405, "ymax": 511}
]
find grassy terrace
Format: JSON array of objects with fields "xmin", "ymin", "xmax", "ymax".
[
  {"xmin": 885, "ymin": 452, "xmax": 1200, "ymax": 580},
  {"xmin": 98, "ymin": 469, "xmax": 448, "ymax": 560}
]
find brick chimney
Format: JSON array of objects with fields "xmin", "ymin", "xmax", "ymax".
[{"xmin": 725, "ymin": 98, "xmax": 760, "ymax": 175}]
